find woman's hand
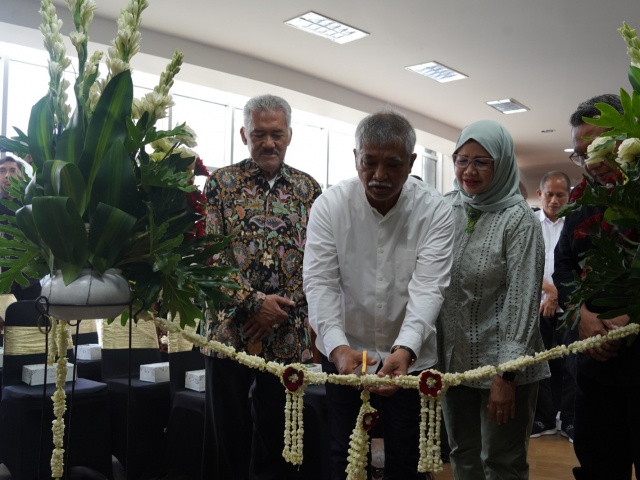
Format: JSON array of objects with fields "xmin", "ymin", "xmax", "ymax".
[{"xmin": 488, "ymin": 375, "xmax": 516, "ymax": 425}]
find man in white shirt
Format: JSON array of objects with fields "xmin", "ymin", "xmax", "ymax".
[
  {"xmin": 303, "ymin": 110, "xmax": 454, "ymax": 479},
  {"xmin": 530, "ymin": 171, "xmax": 576, "ymax": 442}
]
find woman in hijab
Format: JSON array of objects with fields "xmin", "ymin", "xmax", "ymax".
[{"xmin": 438, "ymin": 120, "xmax": 549, "ymax": 479}]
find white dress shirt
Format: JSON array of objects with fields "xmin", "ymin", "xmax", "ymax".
[
  {"xmin": 536, "ymin": 209, "xmax": 564, "ymax": 302},
  {"xmin": 303, "ymin": 176, "xmax": 454, "ymax": 372}
]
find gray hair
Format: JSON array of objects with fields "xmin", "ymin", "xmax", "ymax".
[
  {"xmin": 355, "ymin": 110, "xmax": 416, "ymax": 159},
  {"xmin": 569, "ymin": 94, "xmax": 623, "ymax": 127},
  {"xmin": 539, "ymin": 170, "xmax": 571, "ymax": 191},
  {"xmin": 243, "ymin": 94, "xmax": 292, "ymax": 129}
]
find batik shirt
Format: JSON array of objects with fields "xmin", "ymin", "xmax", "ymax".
[{"xmin": 201, "ymin": 158, "xmax": 321, "ymax": 363}]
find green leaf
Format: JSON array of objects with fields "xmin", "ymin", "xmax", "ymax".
[
  {"xmin": 88, "ymin": 140, "xmax": 141, "ymax": 218},
  {"xmin": 31, "ymin": 196, "xmax": 88, "ymax": 281},
  {"xmin": 88, "ymin": 203, "xmax": 137, "ymax": 273},
  {"xmin": 15, "ymin": 205, "xmax": 45, "ymax": 249},
  {"xmin": 56, "ymin": 104, "xmax": 87, "ymax": 167},
  {"xmin": 41, "ymin": 160, "xmax": 87, "ymax": 214},
  {"xmin": 629, "ymin": 65, "xmax": 640, "ymax": 94},
  {"xmin": 79, "ymin": 70, "xmax": 133, "ymax": 199},
  {"xmin": 23, "ymin": 173, "xmax": 44, "ymax": 205},
  {"xmin": 27, "ymin": 95, "xmax": 55, "ymax": 168}
]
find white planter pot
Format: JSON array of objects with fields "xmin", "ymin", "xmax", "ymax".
[{"xmin": 41, "ymin": 268, "xmax": 131, "ymax": 320}]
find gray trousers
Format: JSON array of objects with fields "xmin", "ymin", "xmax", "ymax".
[{"xmin": 442, "ymin": 382, "xmax": 538, "ymax": 480}]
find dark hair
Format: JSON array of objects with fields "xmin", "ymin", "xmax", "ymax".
[
  {"xmin": 539, "ymin": 171, "xmax": 571, "ymax": 191},
  {"xmin": 569, "ymin": 94, "xmax": 623, "ymax": 127},
  {"xmin": 0, "ymin": 156, "xmax": 23, "ymax": 171},
  {"xmin": 355, "ymin": 110, "xmax": 416, "ymax": 159},
  {"xmin": 243, "ymin": 94, "xmax": 292, "ymax": 129}
]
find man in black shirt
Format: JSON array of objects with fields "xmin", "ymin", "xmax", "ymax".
[{"xmin": 554, "ymin": 95, "xmax": 640, "ymax": 480}]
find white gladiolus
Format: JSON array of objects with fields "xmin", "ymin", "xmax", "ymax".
[{"xmin": 616, "ymin": 138, "xmax": 640, "ymax": 165}]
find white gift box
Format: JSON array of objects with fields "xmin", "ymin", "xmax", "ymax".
[
  {"xmin": 22, "ymin": 363, "xmax": 75, "ymax": 385},
  {"xmin": 76, "ymin": 344, "xmax": 102, "ymax": 360},
  {"xmin": 139, "ymin": 362, "xmax": 170, "ymax": 383},
  {"xmin": 184, "ymin": 369, "xmax": 206, "ymax": 392}
]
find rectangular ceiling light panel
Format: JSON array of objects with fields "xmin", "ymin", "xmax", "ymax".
[
  {"xmin": 284, "ymin": 12, "xmax": 369, "ymax": 44},
  {"xmin": 486, "ymin": 98, "xmax": 529, "ymax": 114},
  {"xmin": 406, "ymin": 61, "xmax": 467, "ymax": 83}
]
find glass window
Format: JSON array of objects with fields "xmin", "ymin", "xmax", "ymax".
[
  {"xmin": 172, "ymin": 94, "xmax": 227, "ymax": 169},
  {"xmin": 5, "ymin": 61, "xmax": 49, "ymax": 137},
  {"xmin": 286, "ymin": 121, "xmax": 326, "ymax": 188},
  {"xmin": 328, "ymin": 130, "xmax": 356, "ymax": 187}
]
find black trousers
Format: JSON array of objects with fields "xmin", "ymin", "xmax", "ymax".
[
  {"xmin": 572, "ymin": 371, "xmax": 640, "ymax": 479},
  {"xmin": 322, "ymin": 356, "xmax": 428, "ymax": 480},
  {"xmin": 534, "ymin": 313, "xmax": 577, "ymax": 426},
  {"xmin": 202, "ymin": 356, "xmax": 306, "ymax": 480}
]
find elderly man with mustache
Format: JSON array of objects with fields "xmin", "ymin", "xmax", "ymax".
[
  {"xmin": 201, "ymin": 94, "xmax": 322, "ymax": 479},
  {"xmin": 303, "ymin": 110, "xmax": 455, "ymax": 479}
]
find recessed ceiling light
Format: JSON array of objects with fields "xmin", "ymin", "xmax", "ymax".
[
  {"xmin": 406, "ymin": 61, "xmax": 467, "ymax": 83},
  {"xmin": 284, "ymin": 12, "xmax": 369, "ymax": 44},
  {"xmin": 486, "ymin": 98, "xmax": 529, "ymax": 114}
]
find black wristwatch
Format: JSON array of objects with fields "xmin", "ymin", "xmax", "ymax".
[
  {"xmin": 390, "ymin": 345, "xmax": 417, "ymax": 366},
  {"xmin": 501, "ymin": 371, "xmax": 517, "ymax": 382}
]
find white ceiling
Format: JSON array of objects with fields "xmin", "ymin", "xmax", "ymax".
[{"xmin": 4, "ymin": 0, "xmax": 640, "ymax": 199}]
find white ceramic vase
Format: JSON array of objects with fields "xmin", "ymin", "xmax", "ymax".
[{"xmin": 41, "ymin": 268, "xmax": 131, "ymax": 320}]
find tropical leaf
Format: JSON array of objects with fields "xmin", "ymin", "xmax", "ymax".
[
  {"xmin": 26, "ymin": 95, "xmax": 55, "ymax": 168},
  {"xmin": 79, "ymin": 70, "xmax": 133, "ymax": 198},
  {"xmin": 56, "ymin": 104, "xmax": 87, "ymax": 167},
  {"xmin": 88, "ymin": 140, "xmax": 141, "ymax": 218},
  {"xmin": 88, "ymin": 203, "xmax": 137, "ymax": 273},
  {"xmin": 31, "ymin": 196, "xmax": 88, "ymax": 283},
  {"xmin": 41, "ymin": 160, "xmax": 87, "ymax": 214},
  {"xmin": 629, "ymin": 65, "xmax": 640, "ymax": 94}
]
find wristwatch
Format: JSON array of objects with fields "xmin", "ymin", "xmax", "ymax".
[
  {"xmin": 390, "ymin": 345, "xmax": 417, "ymax": 366},
  {"xmin": 501, "ymin": 371, "xmax": 517, "ymax": 382}
]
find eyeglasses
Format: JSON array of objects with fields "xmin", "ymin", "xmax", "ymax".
[
  {"xmin": 569, "ymin": 152, "xmax": 588, "ymax": 167},
  {"xmin": 452, "ymin": 155, "xmax": 494, "ymax": 171}
]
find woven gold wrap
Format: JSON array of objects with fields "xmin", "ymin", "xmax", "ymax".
[
  {"xmin": 4, "ymin": 325, "xmax": 74, "ymax": 356},
  {"xmin": 167, "ymin": 319, "xmax": 199, "ymax": 353},
  {"xmin": 101, "ymin": 318, "xmax": 159, "ymax": 349},
  {"xmin": 0, "ymin": 294, "xmax": 16, "ymax": 321},
  {"xmin": 76, "ymin": 319, "xmax": 98, "ymax": 334}
]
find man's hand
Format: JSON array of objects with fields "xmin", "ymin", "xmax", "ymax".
[
  {"xmin": 330, "ymin": 345, "xmax": 377, "ymax": 376},
  {"xmin": 242, "ymin": 294, "xmax": 293, "ymax": 342},
  {"xmin": 578, "ymin": 304, "xmax": 625, "ymax": 362},
  {"xmin": 539, "ymin": 282, "xmax": 558, "ymax": 319},
  {"xmin": 488, "ymin": 375, "xmax": 516, "ymax": 425},
  {"xmin": 368, "ymin": 348, "xmax": 413, "ymax": 397}
]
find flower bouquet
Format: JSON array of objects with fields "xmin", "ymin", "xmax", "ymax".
[
  {"xmin": 0, "ymin": 0, "xmax": 238, "ymax": 326},
  {"xmin": 559, "ymin": 22, "xmax": 640, "ymax": 328}
]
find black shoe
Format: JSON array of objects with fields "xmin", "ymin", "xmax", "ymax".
[
  {"xmin": 530, "ymin": 420, "xmax": 557, "ymax": 438},
  {"xmin": 560, "ymin": 423, "xmax": 574, "ymax": 443}
]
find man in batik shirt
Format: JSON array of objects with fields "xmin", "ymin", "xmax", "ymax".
[{"xmin": 201, "ymin": 94, "xmax": 321, "ymax": 479}]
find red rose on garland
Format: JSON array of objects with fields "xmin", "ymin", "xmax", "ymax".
[
  {"xmin": 282, "ymin": 366, "xmax": 305, "ymax": 392},
  {"xmin": 362, "ymin": 411, "xmax": 380, "ymax": 432},
  {"xmin": 418, "ymin": 370, "xmax": 442, "ymax": 397}
]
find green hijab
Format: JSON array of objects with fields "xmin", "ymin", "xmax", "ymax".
[{"xmin": 453, "ymin": 120, "xmax": 524, "ymax": 212}]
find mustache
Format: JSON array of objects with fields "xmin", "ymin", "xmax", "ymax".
[
  {"xmin": 368, "ymin": 180, "xmax": 392, "ymax": 188},
  {"xmin": 260, "ymin": 148, "xmax": 279, "ymax": 156}
]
